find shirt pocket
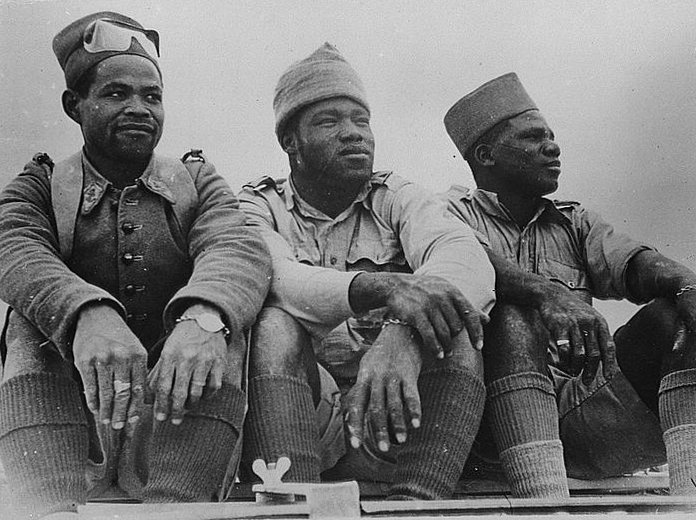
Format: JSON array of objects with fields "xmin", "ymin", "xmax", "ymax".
[
  {"xmin": 292, "ymin": 236, "xmax": 321, "ymax": 266},
  {"xmin": 346, "ymin": 233, "xmax": 409, "ymax": 273},
  {"xmin": 538, "ymin": 257, "xmax": 592, "ymax": 303}
]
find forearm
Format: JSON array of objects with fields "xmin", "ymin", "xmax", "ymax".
[
  {"xmin": 625, "ymin": 249, "xmax": 696, "ymax": 302},
  {"xmin": 486, "ymin": 247, "xmax": 571, "ymax": 308},
  {"xmin": 348, "ymin": 272, "xmax": 405, "ymax": 314}
]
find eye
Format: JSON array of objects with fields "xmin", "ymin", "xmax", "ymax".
[
  {"xmin": 145, "ymin": 93, "xmax": 162, "ymax": 103},
  {"xmin": 105, "ymin": 90, "xmax": 125, "ymax": 100},
  {"xmin": 354, "ymin": 116, "xmax": 370, "ymax": 127},
  {"xmin": 316, "ymin": 117, "xmax": 337, "ymax": 127}
]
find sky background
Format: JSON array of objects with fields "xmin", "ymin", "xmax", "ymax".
[{"xmin": 1, "ymin": 0, "xmax": 696, "ymax": 329}]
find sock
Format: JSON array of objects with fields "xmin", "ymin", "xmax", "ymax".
[
  {"xmin": 0, "ymin": 373, "xmax": 88, "ymax": 517},
  {"xmin": 242, "ymin": 375, "xmax": 321, "ymax": 483},
  {"xmin": 659, "ymin": 368, "xmax": 696, "ymax": 494},
  {"xmin": 141, "ymin": 384, "xmax": 245, "ymax": 502},
  {"xmin": 388, "ymin": 366, "xmax": 485, "ymax": 500},
  {"xmin": 486, "ymin": 371, "xmax": 568, "ymax": 498}
]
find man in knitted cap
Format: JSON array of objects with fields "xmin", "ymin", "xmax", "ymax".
[
  {"xmin": 0, "ymin": 12, "xmax": 270, "ymax": 517},
  {"xmin": 443, "ymin": 72, "xmax": 696, "ymax": 497},
  {"xmin": 237, "ymin": 43, "xmax": 495, "ymax": 499}
]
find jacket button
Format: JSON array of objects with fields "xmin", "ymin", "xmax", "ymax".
[
  {"xmin": 122, "ymin": 253, "xmax": 134, "ymax": 265},
  {"xmin": 122, "ymin": 222, "xmax": 136, "ymax": 234},
  {"xmin": 124, "ymin": 284, "xmax": 136, "ymax": 296}
]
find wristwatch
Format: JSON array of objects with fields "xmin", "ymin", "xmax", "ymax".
[{"xmin": 176, "ymin": 312, "xmax": 230, "ymax": 337}]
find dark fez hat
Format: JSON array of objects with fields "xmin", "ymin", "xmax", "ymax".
[
  {"xmin": 444, "ymin": 72, "xmax": 537, "ymax": 157},
  {"xmin": 53, "ymin": 11, "xmax": 160, "ymax": 89}
]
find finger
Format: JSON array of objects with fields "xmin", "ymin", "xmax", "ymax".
[
  {"xmin": 111, "ymin": 367, "xmax": 132, "ymax": 430},
  {"xmin": 126, "ymin": 355, "xmax": 147, "ymax": 436},
  {"xmin": 428, "ymin": 308, "xmax": 454, "ymax": 357},
  {"xmin": 598, "ymin": 326, "xmax": 619, "ymax": 379},
  {"xmin": 581, "ymin": 328, "xmax": 600, "ymax": 386},
  {"xmin": 154, "ymin": 360, "xmax": 175, "ymax": 422},
  {"xmin": 386, "ymin": 377, "xmax": 407, "ymax": 444},
  {"xmin": 555, "ymin": 332, "xmax": 572, "ymax": 368},
  {"xmin": 369, "ymin": 382, "xmax": 389, "ymax": 453},
  {"xmin": 413, "ymin": 315, "xmax": 443, "ymax": 359},
  {"xmin": 145, "ymin": 362, "xmax": 160, "ymax": 405},
  {"xmin": 96, "ymin": 362, "xmax": 114, "ymax": 426},
  {"xmin": 170, "ymin": 366, "xmax": 192, "ymax": 425},
  {"xmin": 569, "ymin": 326, "xmax": 585, "ymax": 376},
  {"xmin": 78, "ymin": 363, "xmax": 99, "ymax": 415},
  {"xmin": 438, "ymin": 299, "xmax": 463, "ymax": 342},
  {"xmin": 188, "ymin": 364, "xmax": 210, "ymax": 407},
  {"xmin": 203, "ymin": 359, "xmax": 224, "ymax": 400},
  {"xmin": 402, "ymin": 376, "xmax": 422, "ymax": 429},
  {"xmin": 462, "ymin": 310, "xmax": 486, "ymax": 351},
  {"xmin": 344, "ymin": 381, "xmax": 370, "ymax": 449}
]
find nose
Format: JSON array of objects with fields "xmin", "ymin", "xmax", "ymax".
[
  {"xmin": 339, "ymin": 119, "xmax": 364, "ymax": 141},
  {"xmin": 541, "ymin": 139, "xmax": 561, "ymax": 158},
  {"xmin": 124, "ymin": 96, "xmax": 150, "ymax": 117}
]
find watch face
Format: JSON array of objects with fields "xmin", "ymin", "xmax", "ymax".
[{"xmin": 197, "ymin": 313, "xmax": 224, "ymax": 332}]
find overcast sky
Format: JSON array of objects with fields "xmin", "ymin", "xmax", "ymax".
[{"xmin": 1, "ymin": 0, "xmax": 696, "ymax": 328}]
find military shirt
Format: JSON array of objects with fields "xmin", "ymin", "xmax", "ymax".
[
  {"xmin": 445, "ymin": 185, "xmax": 653, "ymax": 305},
  {"xmin": 239, "ymin": 172, "xmax": 495, "ymax": 340}
]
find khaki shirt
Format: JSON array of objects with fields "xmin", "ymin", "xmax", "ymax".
[
  {"xmin": 445, "ymin": 185, "xmax": 653, "ymax": 306},
  {"xmin": 239, "ymin": 172, "xmax": 495, "ymax": 344}
]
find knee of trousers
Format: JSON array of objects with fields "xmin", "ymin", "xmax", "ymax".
[{"xmin": 248, "ymin": 306, "xmax": 312, "ymax": 375}]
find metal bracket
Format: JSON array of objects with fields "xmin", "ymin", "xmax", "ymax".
[{"xmin": 252, "ymin": 457, "xmax": 360, "ymax": 519}]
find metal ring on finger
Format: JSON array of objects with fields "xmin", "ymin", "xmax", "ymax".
[
  {"xmin": 581, "ymin": 330, "xmax": 590, "ymax": 337},
  {"xmin": 556, "ymin": 339, "xmax": 570, "ymax": 347},
  {"xmin": 114, "ymin": 380, "xmax": 132, "ymax": 394},
  {"xmin": 191, "ymin": 380, "xmax": 206, "ymax": 387}
]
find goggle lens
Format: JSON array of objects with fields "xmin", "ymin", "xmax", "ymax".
[{"xmin": 83, "ymin": 19, "xmax": 160, "ymax": 58}]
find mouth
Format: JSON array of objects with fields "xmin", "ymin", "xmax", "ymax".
[
  {"xmin": 544, "ymin": 160, "xmax": 561, "ymax": 173},
  {"xmin": 118, "ymin": 123, "xmax": 155, "ymax": 135},
  {"xmin": 339, "ymin": 147, "xmax": 370, "ymax": 158}
]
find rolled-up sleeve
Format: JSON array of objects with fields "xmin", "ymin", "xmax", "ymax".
[{"xmin": 579, "ymin": 206, "xmax": 653, "ymax": 303}]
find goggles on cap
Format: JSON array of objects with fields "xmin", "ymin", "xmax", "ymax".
[{"xmin": 83, "ymin": 18, "xmax": 160, "ymax": 58}]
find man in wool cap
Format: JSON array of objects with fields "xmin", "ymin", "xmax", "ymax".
[
  {"xmin": 0, "ymin": 12, "xmax": 270, "ymax": 517},
  {"xmin": 443, "ymin": 72, "xmax": 696, "ymax": 497},
  {"xmin": 237, "ymin": 43, "xmax": 495, "ymax": 499}
]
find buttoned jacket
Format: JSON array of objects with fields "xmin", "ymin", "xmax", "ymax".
[{"xmin": 0, "ymin": 150, "xmax": 271, "ymax": 357}]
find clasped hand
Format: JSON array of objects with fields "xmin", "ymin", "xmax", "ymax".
[
  {"xmin": 73, "ymin": 304, "xmax": 227, "ymax": 432},
  {"xmin": 382, "ymin": 274, "xmax": 488, "ymax": 359},
  {"xmin": 538, "ymin": 287, "xmax": 618, "ymax": 384}
]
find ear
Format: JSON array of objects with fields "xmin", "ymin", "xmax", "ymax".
[
  {"xmin": 281, "ymin": 130, "xmax": 299, "ymax": 155},
  {"xmin": 62, "ymin": 90, "xmax": 82, "ymax": 124},
  {"xmin": 473, "ymin": 143, "xmax": 495, "ymax": 167}
]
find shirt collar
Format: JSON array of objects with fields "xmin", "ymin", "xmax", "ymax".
[
  {"xmin": 283, "ymin": 173, "xmax": 374, "ymax": 221},
  {"xmin": 472, "ymin": 188, "xmax": 568, "ymax": 226},
  {"xmin": 79, "ymin": 151, "xmax": 174, "ymax": 215}
]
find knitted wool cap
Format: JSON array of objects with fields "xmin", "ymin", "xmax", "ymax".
[
  {"xmin": 273, "ymin": 42, "xmax": 370, "ymax": 142},
  {"xmin": 444, "ymin": 72, "xmax": 537, "ymax": 157},
  {"xmin": 53, "ymin": 11, "xmax": 161, "ymax": 89}
]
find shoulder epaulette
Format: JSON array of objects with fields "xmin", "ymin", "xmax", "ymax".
[
  {"xmin": 552, "ymin": 199, "xmax": 581, "ymax": 210},
  {"xmin": 448, "ymin": 184, "xmax": 475, "ymax": 201},
  {"xmin": 181, "ymin": 148, "xmax": 206, "ymax": 164},
  {"xmin": 243, "ymin": 175, "xmax": 286, "ymax": 192}
]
